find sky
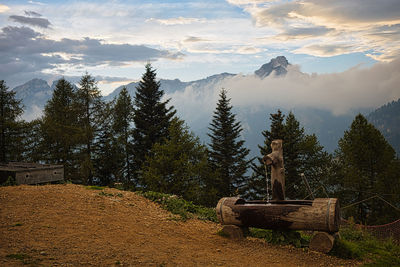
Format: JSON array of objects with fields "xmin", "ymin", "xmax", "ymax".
[{"xmin": 0, "ymin": 0, "xmax": 399, "ymax": 96}]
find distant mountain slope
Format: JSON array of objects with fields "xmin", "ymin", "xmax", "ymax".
[
  {"xmin": 255, "ymin": 56, "xmax": 289, "ymax": 78},
  {"xmin": 104, "ymin": 72, "xmax": 235, "ymax": 101},
  {"xmin": 367, "ymin": 98, "xmax": 400, "ymax": 156},
  {"xmin": 13, "ymin": 78, "xmax": 52, "ymax": 120}
]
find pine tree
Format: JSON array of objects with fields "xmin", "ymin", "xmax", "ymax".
[
  {"xmin": 41, "ymin": 78, "xmax": 82, "ymax": 179},
  {"xmin": 142, "ymin": 117, "xmax": 214, "ymax": 205},
  {"xmin": 0, "ymin": 80, "xmax": 24, "ymax": 162},
  {"xmin": 283, "ymin": 112, "xmax": 305, "ymax": 198},
  {"xmin": 132, "ymin": 63, "xmax": 175, "ymax": 187},
  {"xmin": 94, "ymin": 102, "xmax": 120, "ymax": 186},
  {"xmin": 208, "ymin": 89, "xmax": 250, "ymax": 198},
  {"xmin": 334, "ymin": 114, "xmax": 400, "ymax": 224},
  {"xmin": 21, "ymin": 119, "xmax": 44, "ymax": 163},
  {"xmin": 112, "ymin": 87, "xmax": 134, "ymax": 185},
  {"xmin": 76, "ymin": 73, "xmax": 104, "ymax": 185}
]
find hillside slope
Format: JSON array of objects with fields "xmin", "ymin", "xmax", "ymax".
[
  {"xmin": 0, "ymin": 185, "xmax": 358, "ymax": 266},
  {"xmin": 367, "ymin": 98, "xmax": 400, "ymax": 156}
]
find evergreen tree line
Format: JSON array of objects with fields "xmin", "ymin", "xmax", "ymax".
[{"xmin": 1, "ymin": 64, "xmax": 399, "ymax": 224}]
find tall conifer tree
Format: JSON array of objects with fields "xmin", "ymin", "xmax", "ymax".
[
  {"xmin": 94, "ymin": 102, "xmax": 120, "ymax": 186},
  {"xmin": 142, "ymin": 118, "xmax": 213, "ymax": 204},
  {"xmin": 112, "ymin": 87, "xmax": 134, "ymax": 184},
  {"xmin": 208, "ymin": 89, "xmax": 250, "ymax": 198},
  {"xmin": 41, "ymin": 78, "xmax": 82, "ymax": 179},
  {"xmin": 76, "ymin": 73, "xmax": 104, "ymax": 185},
  {"xmin": 0, "ymin": 80, "xmax": 23, "ymax": 162},
  {"xmin": 132, "ymin": 63, "xmax": 175, "ymax": 186},
  {"xmin": 334, "ymin": 114, "xmax": 400, "ymax": 224}
]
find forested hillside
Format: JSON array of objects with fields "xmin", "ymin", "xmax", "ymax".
[{"xmin": 368, "ymin": 98, "xmax": 400, "ymax": 156}]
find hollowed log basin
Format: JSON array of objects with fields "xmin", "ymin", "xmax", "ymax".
[{"xmin": 216, "ymin": 197, "xmax": 340, "ymax": 233}]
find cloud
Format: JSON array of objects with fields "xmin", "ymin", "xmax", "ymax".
[
  {"xmin": 276, "ymin": 26, "xmax": 334, "ymax": 40},
  {"xmin": 0, "ymin": 26, "xmax": 184, "ymax": 85},
  {"xmin": 9, "ymin": 15, "xmax": 51, "ymax": 28},
  {"xmin": 28, "ymin": 1, "xmax": 46, "ymax": 6},
  {"xmin": 167, "ymin": 58, "xmax": 400, "ymax": 125},
  {"xmin": 184, "ymin": 36, "xmax": 209, "ymax": 43},
  {"xmin": 294, "ymin": 44, "xmax": 356, "ymax": 57},
  {"xmin": 229, "ymin": 0, "xmax": 400, "ymax": 61},
  {"xmin": 24, "ymin": 10, "xmax": 42, "ymax": 17},
  {"xmin": 147, "ymin": 17, "xmax": 206, "ymax": 25},
  {"xmin": 0, "ymin": 4, "xmax": 9, "ymax": 13}
]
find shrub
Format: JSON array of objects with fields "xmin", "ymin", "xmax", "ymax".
[{"xmin": 138, "ymin": 191, "xmax": 217, "ymax": 222}]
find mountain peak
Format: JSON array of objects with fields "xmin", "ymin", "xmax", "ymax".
[{"xmin": 255, "ymin": 56, "xmax": 289, "ymax": 78}]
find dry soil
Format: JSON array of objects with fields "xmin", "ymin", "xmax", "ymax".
[{"xmin": 0, "ymin": 184, "xmax": 360, "ymax": 266}]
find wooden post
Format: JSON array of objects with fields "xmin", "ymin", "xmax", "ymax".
[{"xmin": 263, "ymin": 140, "xmax": 285, "ymax": 200}]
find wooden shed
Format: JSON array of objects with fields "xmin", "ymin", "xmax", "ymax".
[{"xmin": 0, "ymin": 162, "xmax": 64, "ymax": 185}]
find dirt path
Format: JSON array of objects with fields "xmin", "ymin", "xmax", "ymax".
[{"xmin": 0, "ymin": 184, "xmax": 359, "ymax": 266}]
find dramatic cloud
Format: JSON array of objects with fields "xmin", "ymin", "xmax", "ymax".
[
  {"xmin": 167, "ymin": 58, "xmax": 400, "ymax": 126},
  {"xmin": 228, "ymin": 0, "xmax": 400, "ymax": 60},
  {"xmin": 0, "ymin": 4, "xmax": 9, "ymax": 13},
  {"xmin": 0, "ymin": 26, "xmax": 183, "ymax": 85},
  {"xmin": 9, "ymin": 15, "xmax": 51, "ymax": 28}
]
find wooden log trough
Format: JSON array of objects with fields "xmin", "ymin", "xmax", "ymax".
[
  {"xmin": 215, "ymin": 139, "xmax": 341, "ymax": 253},
  {"xmin": 216, "ymin": 197, "xmax": 340, "ymax": 233}
]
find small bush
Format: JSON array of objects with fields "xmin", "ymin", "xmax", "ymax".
[
  {"xmin": 1, "ymin": 176, "xmax": 16, "ymax": 186},
  {"xmin": 138, "ymin": 191, "xmax": 217, "ymax": 222}
]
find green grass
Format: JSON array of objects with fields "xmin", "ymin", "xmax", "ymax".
[
  {"xmin": 329, "ymin": 223, "xmax": 400, "ymax": 266},
  {"xmin": 6, "ymin": 253, "xmax": 29, "ymax": 260},
  {"xmin": 6, "ymin": 253, "xmax": 42, "ymax": 265},
  {"xmin": 137, "ymin": 191, "xmax": 217, "ymax": 222},
  {"xmin": 99, "ymin": 191, "xmax": 114, "ymax": 197},
  {"xmin": 85, "ymin": 185, "xmax": 105, "ymax": 190},
  {"xmin": 247, "ymin": 221, "xmax": 399, "ymax": 266},
  {"xmin": 249, "ymin": 228, "xmax": 309, "ymax": 248}
]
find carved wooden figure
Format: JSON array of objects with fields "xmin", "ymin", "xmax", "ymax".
[{"xmin": 263, "ymin": 139, "xmax": 285, "ymax": 200}]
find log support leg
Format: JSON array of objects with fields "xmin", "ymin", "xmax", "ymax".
[
  {"xmin": 309, "ymin": 232, "xmax": 337, "ymax": 253},
  {"xmin": 220, "ymin": 225, "xmax": 248, "ymax": 240}
]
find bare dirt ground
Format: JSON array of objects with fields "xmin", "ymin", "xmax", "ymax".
[{"xmin": 0, "ymin": 184, "xmax": 360, "ymax": 266}]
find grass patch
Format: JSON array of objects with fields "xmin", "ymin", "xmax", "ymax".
[
  {"xmin": 6, "ymin": 253, "xmax": 29, "ymax": 260},
  {"xmin": 216, "ymin": 229, "xmax": 230, "ymax": 238},
  {"xmin": 99, "ymin": 191, "xmax": 114, "ymax": 197},
  {"xmin": 138, "ymin": 191, "xmax": 217, "ymax": 222},
  {"xmin": 329, "ymin": 223, "xmax": 400, "ymax": 266},
  {"xmin": 6, "ymin": 253, "xmax": 42, "ymax": 265},
  {"xmin": 249, "ymin": 228, "xmax": 309, "ymax": 248},
  {"xmin": 85, "ymin": 185, "xmax": 105, "ymax": 190}
]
